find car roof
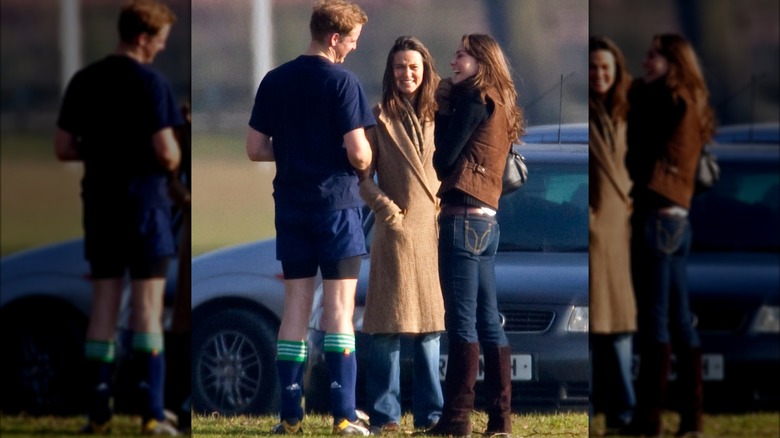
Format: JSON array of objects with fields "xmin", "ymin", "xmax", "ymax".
[
  {"xmin": 520, "ymin": 122, "xmax": 588, "ymax": 144},
  {"xmin": 714, "ymin": 122, "xmax": 780, "ymax": 144}
]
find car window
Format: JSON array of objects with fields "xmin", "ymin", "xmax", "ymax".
[
  {"xmin": 496, "ymin": 162, "xmax": 588, "ymax": 252},
  {"xmin": 690, "ymin": 160, "xmax": 780, "ymax": 252}
]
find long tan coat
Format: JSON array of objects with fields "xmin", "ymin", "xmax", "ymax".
[
  {"xmin": 589, "ymin": 99, "xmax": 637, "ymax": 334},
  {"xmin": 359, "ymin": 104, "xmax": 445, "ymax": 334}
]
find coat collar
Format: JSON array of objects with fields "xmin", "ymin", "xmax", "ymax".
[{"xmin": 375, "ymin": 104, "xmax": 438, "ymax": 203}]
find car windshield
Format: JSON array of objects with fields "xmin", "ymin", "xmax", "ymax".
[
  {"xmin": 690, "ymin": 158, "xmax": 780, "ymax": 252},
  {"xmin": 496, "ymin": 161, "xmax": 588, "ymax": 252}
]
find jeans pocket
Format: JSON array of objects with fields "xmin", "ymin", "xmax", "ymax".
[
  {"xmin": 651, "ymin": 215, "xmax": 687, "ymax": 255},
  {"xmin": 464, "ymin": 219, "xmax": 494, "ymax": 254}
]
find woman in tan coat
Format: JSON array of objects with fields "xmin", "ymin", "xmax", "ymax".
[
  {"xmin": 358, "ymin": 35, "xmax": 445, "ymax": 434},
  {"xmin": 588, "ymin": 35, "xmax": 637, "ymax": 434}
]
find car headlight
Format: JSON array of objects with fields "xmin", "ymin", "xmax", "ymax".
[
  {"xmin": 751, "ymin": 305, "xmax": 780, "ymax": 334},
  {"xmin": 567, "ymin": 306, "xmax": 589, "ymax": 332}
]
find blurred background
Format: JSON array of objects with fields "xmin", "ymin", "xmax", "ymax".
[
  {"xmin": 0, "ymin": 0, "xmax": 191, "ymax": 257},
  {"xmin": 591, "ymin": 0, "xmax": 779, "ymax": 127},
  {"xmin": 4, "ymin": 0, "xmax": 776, "ymax": 257},
  {"xmin": 191, "ymin": 0, "xmax": 589, "ymax": 255}
]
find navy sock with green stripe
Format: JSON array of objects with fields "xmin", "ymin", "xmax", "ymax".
[
  {"xmin": 132, "ymin": 332, "xmax": 166, "ymax": 422},
  {"xmin": 84, "ymin": 340, "xmax": 116, "ymax": 424},
  {"xmin": 276, "ymin": 340, "xmax": 307, "ymax": 421},
  {"xmin": 324, "ymin": 333, "xmax": 357, "ymax": 422}
]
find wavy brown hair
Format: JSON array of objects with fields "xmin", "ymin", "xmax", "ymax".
[
  {"xmin": 460, "ymin": 34, "xmax": 524, "ymax": 143},
  {"xmin": 589, "ymin": 35, "xmax": 632, "ymax": 122},
  {"xmin": 309, "ymin": 0, "xmax": 368, "ymax": 43},
  {"xmin": 381, "ymin": 36, "xmax": 440, "ymax": 122},
  {"xmin": 652, "ymin": 33, "xmax": 716, "ymax": 143}
]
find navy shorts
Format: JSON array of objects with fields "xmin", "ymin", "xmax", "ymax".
[
  {"xmin": 90, "ymin": 257, "xmax": 170, "ymax": 280},
  {"xmin": 275, "ymin": 206, "xmax": 366, "ymax": 277},
  {"xmin": 84, "ymin": 206, "xmax": 176, "ymax": 280}
]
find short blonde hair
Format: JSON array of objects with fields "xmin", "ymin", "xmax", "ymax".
[
  {"xmin": 309, "ymin": 0, "xmax": 367, "ymax": 42},
  {"xmin": 118, "ymin": 0, "xmax": 176, "ymax": 44}
]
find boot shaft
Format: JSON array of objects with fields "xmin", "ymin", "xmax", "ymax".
[
  {"xmin": 483, "ymin": 345, "xmax": 512, "ymax": 434},
  {"xmin": 433, "ymin": 341, "xmax": 481, "ymax": 437},
  {"xmin": 675, "ymin": 347, "xmax": 703, "ymax": 435}
]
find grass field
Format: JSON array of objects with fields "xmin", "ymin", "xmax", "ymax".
[
  {"xmin": 1, "ymin": 131, "xmax": 277, "ymax": 257},
  {"xmin": 193, "ymin": 411, "xmax": 589, "ymax": 437},
  {"xmin": 1, "ymin": 133, "xmax": 83, "ymax": 256},
  {"xmin": 2, "ymin": 410, "xmax": 778, "ymax": 437},
  {"xmin": 190, "ymin": 130, "xmax": 276, "ymax": 255}
]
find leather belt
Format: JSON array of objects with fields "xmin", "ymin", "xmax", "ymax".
[
  {"xmin": 657, "ymin": 206, "xmax": 689, "ymax": 218},
  {"xmin": 440, "ymin": 204, "xmax": 490, "ymax": 217}
]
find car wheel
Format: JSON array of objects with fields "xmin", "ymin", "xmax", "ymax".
[
  {"xmin": 192, "ymin": 307, "xmax": 279, "ymax": 415},
  {"xmin": 0, "ymin": 298, "xmax": 88, "ymax": 415}
]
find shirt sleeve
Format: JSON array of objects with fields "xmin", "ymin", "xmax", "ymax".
[
  {"xmin": 57, "ymin": 72, "xmax": 84, "ymax": 134},
  {"xmin": 149, "ymin": 72, "xmax": 184, "ymax": 131},
  {"xmin": 249, "ymin": 74, "xmax": 275, "ymax": 136},
  {"xmin": 336, "ymin": 74, "xmax": 376, "ymax": 135},
  {"xmin": 433, "ymin": 90, "xmax": 489, "ymax": 177}
]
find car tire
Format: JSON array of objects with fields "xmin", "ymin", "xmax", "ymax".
[
  {"xmin": 192, "ymin": 307, "xmax": 279, "ymax": 415},
  {"xmin": 0, "ymin": 298, "xmax": 88, "ymax": 415}
]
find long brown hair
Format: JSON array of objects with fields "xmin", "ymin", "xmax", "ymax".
[
  {"xmin": 460, "ymin": 34, "xmax": 524, "ymax": 143},
  {"xmin": 381, "ymin": 36, "xmax": 440, "ymax": 122},
  {"xmin": 589, "ymin": 35, "xmax": 631, "ymax": 122},
  {"xmin": 652, "ymin": 33, "xmax": 716, "ymax": 143}
]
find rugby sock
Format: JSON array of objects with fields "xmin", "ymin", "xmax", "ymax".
[
  {"xmin": 132, "ymin": 332, "xmax": 166, "ymax": 422},
  {"xmin": 276, "ymin": 340, "xmax": 307, "ymax": 421},
  {"xmin": 324, "ymin": 333, "xmax": 357, "ymax": 422},
  {"xmin": 84, "ymin": 340, "xmax": 116, "ymax": 424}
]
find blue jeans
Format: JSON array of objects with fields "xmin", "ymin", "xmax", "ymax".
[
  {"xmin": 632, "ymin": 210, "xmax": 700, "ymax": 347},
  {"xmin": 591, "ymin": 333, "xmax": 636, "ymax": 425},
  {"xmin": 365, "ymin": 334, "xmax": 443, "ymax": 428},
  {"xmin": 438, "ymin": 214, "xmax": 507, "ymax": 346}
]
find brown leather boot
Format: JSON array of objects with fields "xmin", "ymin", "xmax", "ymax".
[
  {"xmin": 624, "ymin": 342, "xmax": 671, "ymax": 437},
  {"xmin": 675, "ymin": 347, "xmax": 703, "ymax": 437},
  {"xmin": 483, "ymin": 345, "xmax": 512, "ymax": 435},
  {"xmin": 421, "ymin": 341, "xmax": 480, "ymax": 437}
]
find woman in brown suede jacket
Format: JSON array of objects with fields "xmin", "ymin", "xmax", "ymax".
[
  {"xmin": 425, "ymin": 34, "xmax": 523, "ymax": 437},
  {"xmin": 625, "ymin": 33, "xmax": 716, "ymax": 438}
]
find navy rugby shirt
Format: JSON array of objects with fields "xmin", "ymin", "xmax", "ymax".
[
  {"xmin": 249, "ymin": 55, "xmax": 376, "ymax": 211},
  {"xmin": 57, "ymin": 55, "xmax": 184, "ymax": 208}
]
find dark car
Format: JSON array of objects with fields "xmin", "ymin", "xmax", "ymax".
[
  {"xmin": 305, "ymin": 123, "xmax": 591, "ymax": 413},
  {"xmin": 190, "ymin": 123, "xmax": 591, "ymax": 416},
  {"xmin": 673, "ymin": 123, "xmax": 780, "ymax": 411}
]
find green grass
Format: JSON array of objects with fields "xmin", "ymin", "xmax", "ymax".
[
  {"xmin": 191, "ymin": 411, "xmax": 589, "ymax": 437},
  {"xmin": 0, "ymin": 413, "xmax": 152, "ymax": 437},
  {"xmin": 1, "ymin": 410, "xmax": 777, "ymax": 437},
  {"xmin": 590, "ymin": 411, "xmax": 780, "ymax": 437},
  {"xmin": 0, "ymin": 131, "xmax": 277, "ymax": 257},
  {"xmin": 1, "ymin": 133, "xmax": 83, "ymax": 256}
]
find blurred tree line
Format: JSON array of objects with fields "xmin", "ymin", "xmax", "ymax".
[
  {"xmin": 1, "ymin": 0, "xmax": 191, "ymax": 133},
  {"xmin": 191, "ymin": 0, "xmax": 590, "ymax": 132},
  {"xmin": 3, "ymin": 0, "xmax": 776, "ymax": 136},
  {"xmin": 591, "ymin": 0, "xmax": 779, "ymax": 127}
]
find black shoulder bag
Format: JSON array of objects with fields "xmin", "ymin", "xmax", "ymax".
[{"xmin": 502, "ymin": 147, "xmax": 528, "ymax": 195}]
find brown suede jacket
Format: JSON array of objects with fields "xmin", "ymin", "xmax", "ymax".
[
  {"xmin": 434, "ymin": 85, "xmax": 511, "ymax": 210},
  {"xmin": 626, "ymin": 78, "xmax": 704, "ymax": 210}
]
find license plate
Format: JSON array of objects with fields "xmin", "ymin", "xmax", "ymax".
[
  {"xmin": 701, "ymin": 354, "xmax": 724, "ymax": 381},
  {"xmin": 439, "ymin": 354, "xmax": 532, "ymax": 381},
  {"xmin": 634, "ymin": 353, "xmax": 724, "ymax": 382}
]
